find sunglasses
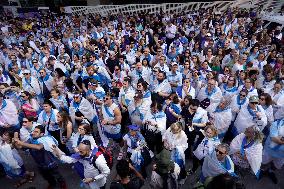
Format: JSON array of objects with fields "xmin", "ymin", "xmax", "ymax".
[
  {"xmin": 240, "ymin": 94, "xmax": 246, "ymax": 97},
  {"xmin": 104, "ymin": 97, "xmax": 110, "ymax": 101},
  {"xmin": 21, "ymin": 95, "xmax": 26, "ymax": 98},
  {"xmin": 73, "ymin": 96, "xmax": 80, "ymax": 99},
  {"xmin": 190, "ymin": 107, "xmax": 197, "ymax": 111},
  {"xmin": 250, "ymin": 102, "xmax": 258, "ymax": 104},
  {"xmin": 32, "ymin": 62, "xmax": 37, "ymax": 64},
  {"xmin": 39, "ymin": 72, "xmax": 44, "ymax": 74},
  {"xmin": 215, "ymin": 148, "xmax": 225, "ymax": 155},
  {"xmin": 88, "ymin": 82, "xmax": 96, "ymax": 86},
  {"xmin": 23, "ymin": 73, "xmax": 30, "ymax": 75},
  {"xmin": 22, "ymin": 121, "xmax": 29, "ymax": 123}
]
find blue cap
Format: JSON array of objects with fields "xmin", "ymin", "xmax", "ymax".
[{"xmin": 128, "ymin": 125, "xmax": 140, "ymax": 131}]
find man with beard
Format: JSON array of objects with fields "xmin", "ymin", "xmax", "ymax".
[
  {"xmin": 52, "ymin": 140, "xmax": 110, "ymax": 189},
  {"xmin": 152, "ymin": 70, "xmax": 172, "ymax": 104}
]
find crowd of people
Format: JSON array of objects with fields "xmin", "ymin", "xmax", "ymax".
[{"xmin": 0, "ymin": 5, "xmax": 283, "ymax": 189}]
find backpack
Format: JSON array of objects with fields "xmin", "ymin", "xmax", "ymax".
[{"xmin": 92, "ymin": 146, "xmax": 113, "ymax": 170}]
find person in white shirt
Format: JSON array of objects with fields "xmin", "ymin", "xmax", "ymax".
[
  {"xmin": 128, "ymin": 62, "xmax": 150, "ymax": 88},
  {"xmin": 53, "ymin": 140, "xmax": 110, "ymax": 189},
  {"xmin": 143, "ymin": 101, "xmax": 167, "ymax": 153},
  {"xmin": 18, "ymin": 116, "xmax": 40, "ymax": 142},
  {"xmin": 233, "ymin": 96, "xmax": 267, "ymax": 137},
  {"xmin": 197, "ymin": 79, "xmax": 222, "ymax": 113},
  {"xmin": 152, "ymin": 71, "xmax": 172, "ymax": 103},
  {"xmin": 154, "ymin": 55, "xmax": 170, "ymax": 73},
  {"xmin": 238, "ymin": 78, "xmax": 258, "ymax": 99},
  {"xmin": 165, "ymin": 21, "xmax": 177, "ymax": 53},
  {"xmin": 269, "ymin": 81, "xmax": 284, "ymax": 107}
]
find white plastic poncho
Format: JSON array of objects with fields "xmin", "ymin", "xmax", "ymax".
[
  {"xmin": 202, "ymin": 151, "xmax": 235, "ymax": 178},
  {"xmin": 229, "ymin": 133, "xmax": 263, "ymax": 178}
]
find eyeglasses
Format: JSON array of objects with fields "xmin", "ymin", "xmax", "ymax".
[
  {"xmin": 73, "ymin": 96, "xmax": 80, "ymax": 99},
  {"xmin": 104, "ymin": 97, "xmax": 110, "ymax": 101},
  {"xmin": 115, "ymin": 69, "xmax": 120, "ymax": 71},
  {"xmin": 21, "ymin": 95, "xmax": 26, "ymax": 98},
  {"xmin": 215, "ymin": 148, "xmax": 225, "ymax": 155},
  {"xmin": 240, "ymin": 94, "xmax": 246, "ymax": 97},
  {"xmin": 22, "ymin": 120, "xmax": 29, "ymax": 123},
  {"xmin": 23, "ymin": 73, "xmax": 29, "ymax": 75},
  {"xmin": 250, "ymin": 102, "xmax": 258, "ymax": 104},
  {"xmin": 39, "ymin": 72, "xmax": 44, "ymax": 74}
]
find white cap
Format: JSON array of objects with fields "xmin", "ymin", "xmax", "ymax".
[{"xmin": 22, "ymin": 69, "xmax": 31, "ymax": 74}]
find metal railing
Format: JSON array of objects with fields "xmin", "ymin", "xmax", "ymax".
[{"xmin": 64, "ymin": 0, "xmax": 283, "ymax": 16}]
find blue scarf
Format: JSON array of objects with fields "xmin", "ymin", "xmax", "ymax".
[
  {"xmin": 236, "ymin": 95, "xmax": 246, "ymax": 108},
  {"xmin": 39, "ymin": 75, "xmax": 50, "ymax": 82},
  {"xmin": 0, "ymin": 100, "xmax": 7, "ymax": 110},
  {"xmin": 247, "ymin": 105, "xmax": 260, "ymax": 120},
  {"xmin": 205, "ymin": 87, "xmax": 216, "ymax": 99},
  {"xmin": 223, "ymin": 84, "xmax": 238, "ymax": 93},
  {"xmin": 214, "ymin": 105, "xmax": 229, "ymax": 113},
  {"xmin": 240, "ymin": 137, "xmax": 255, "ymax": 157}
]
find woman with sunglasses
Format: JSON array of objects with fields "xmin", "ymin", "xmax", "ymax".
[
  {"xmin": 112, "ymin": 65, "xmax": 126, "ymax": 88},
  {"xmin": 230, "ymin": 126, "xmax": 263, "ymax": 179},
  {"xmin": 230, "ymin": 89, "xmax": 249, "ymax": 121},
  {"xmin": 201, "ymin": 143, "xmax": 236, "ymax": 183},
  {"xmin": 101, "ymin": 92, "xmax": 123, "ymax": 151},
  {"xmin": 193, "ymin": 124, "xmax": 220, "ymax": 173},
  {"xmin": 19, "ymin": 91, "xmax": 40, "ymax": 120},
  {"xmin": 71, "ymin": 123, "xmax": 96, "ymax": 153},
  {"xmin": 69, "ymin": 91, "xmax": 97, "ymax": 129},
  {"xmin": 233, "ymin": 95, "xmax": 267, "ymax": 137},
  {"xmin": 238, "ymin": 78, "xmax": 258, "ymax": 99}
]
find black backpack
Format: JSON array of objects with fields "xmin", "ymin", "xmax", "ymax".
[{"xmin": 92, "ymin": 146, "xmax": 113, "ymax": 171}]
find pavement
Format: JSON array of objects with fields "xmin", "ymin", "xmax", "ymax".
[{"xmin": 1, "ymin": 151, "xmax": 284, "ymax": 189}]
